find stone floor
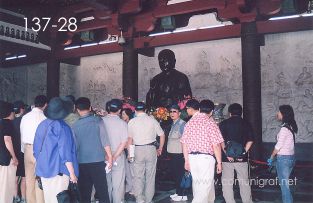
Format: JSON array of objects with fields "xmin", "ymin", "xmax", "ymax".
[{"xmin": 121, "ymin": 163, "xmax": 313, "ymax": 203}]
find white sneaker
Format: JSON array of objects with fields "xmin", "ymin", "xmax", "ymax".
[
  {"xmin": 170, "ymin": 193, "xmax": 178, "ymax": 199},
  {"xmin": 172, "ymin": 195, "xmax": 188, "ymax": 201}
]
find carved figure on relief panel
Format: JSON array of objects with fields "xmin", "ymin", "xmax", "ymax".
[
  {"xmin": 304, "ymin": 120, "xmax": 313, "ymax": 140},
  {"xmin": 87, "ymin": 80, "xmax": 106, "ymax": 107},
  {"xmin": 229, "ymin": 67, "xmax": 242, "ymax": 90},
  {"xmin": 304, "ymin": 89, "xmax": 313, "ymax": 103},
  {"xmin": 275, "ymin": 72, "xmax": 293, "ymax": 106},
  {"xmin": 146, "ymin": 49, "xmax": 192, "ymax": 108},
  {"xmin": 194, "ymin": 51, "xmax": 213, "ymax": 89},
  {"xmin": 261, "ymin": 70, "xmax": 274, "ymax": 89},
  {"xmin": 262, "ymin": 103, "xmax": 279, "ymax": 141},
  {"xmin": 295, "ymin": 67, "xmax": 313, "ymax": 86}
]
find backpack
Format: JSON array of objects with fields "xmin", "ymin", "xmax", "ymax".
[{"xmin": 225, "ymin": 140, "xmax": 245, "ymax": 159}]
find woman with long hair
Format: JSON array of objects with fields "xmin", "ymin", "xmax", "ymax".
[{"xmin": 268, "ymin": 105, "xmax": 298, "ymax": 203}]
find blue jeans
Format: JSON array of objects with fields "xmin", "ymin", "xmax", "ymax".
[{"xmin": 276, "ymin": 155, "xmax": 295, "ymax": 203}]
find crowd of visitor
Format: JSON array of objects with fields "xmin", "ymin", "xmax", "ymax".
[{"xmin": 0, "ymin": 95, "xmax": 297, "ymax": 203}]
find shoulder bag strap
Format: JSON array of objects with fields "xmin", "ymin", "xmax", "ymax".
[{"xmin": 40, "ymin": 121, "xmax": 54, "ymax": 153}]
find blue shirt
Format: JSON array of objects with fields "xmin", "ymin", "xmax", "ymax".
[
  {"xmin": 73, "ymin": 114, "xmax": 110, "ymax": 164},
  {"xmin": 33, "ymin": 119, "xmax": 79, "ymax": 178}
]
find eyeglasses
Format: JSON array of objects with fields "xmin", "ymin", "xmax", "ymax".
[{"xmin": 170, "ymin": 110, "xmax": 178, "ymax": 113}]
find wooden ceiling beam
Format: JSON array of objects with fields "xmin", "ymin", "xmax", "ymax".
[
  {"xmin": 119, "ymin": 0, "xmax": 142, "ymax": 14},
  {"xmin": 52, "ymin": 16, "xmax": 313, "ymax": 60},
  {"xmin": 257, "ymin": 16, "xmax": 313, "ymax": 34}
]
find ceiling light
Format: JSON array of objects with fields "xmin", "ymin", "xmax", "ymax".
[
  {"xmin": 81, "ymin": 42, "xmax": 98, "ymax": 47},
  {"xmin": 5, "ymin": 56, "xmax": 17, "ymax": 60},
  {"xmin": 81, "ymin": 16, "xmax": 95, "ymax": 22},
  {"xmin": 173, "ymin": 28, "xmax": 197, "ymax": 33},
  {"xmin": 198, "ymin": 24, "xmax": 225, "ymax": 29},
  {"xmin": 269, "ymin": 15, "xmax": 300, "ymax": 20},
  {"xmin": 149, "ymin": 31, "xmax": 172, "ymax": 37},
  {"xmin": 64, "ymin": 45, "xmax": 80, "ymax": 50},
  {"xmin": 17, "ymin": 55, "xmax": 26, "ymax": 58}
]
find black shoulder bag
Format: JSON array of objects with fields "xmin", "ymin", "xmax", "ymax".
[{"xmin": 57, "ymin": 182, "xmax": 81, "ymax": 203}]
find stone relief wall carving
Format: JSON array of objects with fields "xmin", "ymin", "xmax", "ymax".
[
  {"xmin": 60, "ymin": 63, "xmax": 78, "ymax": 97},
  {"xmin": 0, "ymin": 68, "xmax": 27, "ymax": 102},
  {"xmin": 0, "ymin": 64, "xmax": 46, "ymax": 104},
  {"xmin": 261, "ymin": 31, "xmax": 313, "ymax": 142},
  {"xmin": 27, "ymin": 64, "xmax": 47, "ymax": 103},
  {"xmin": 78, "ymin": 53, "xmax": 123, "ymax": 108}
]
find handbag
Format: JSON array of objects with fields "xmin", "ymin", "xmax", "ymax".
[
  {"xmin": 180, "ymin": 171, "xmax": 192, "ymax": 189},
  {"xmin": 225, "ymin": 141, "xmax": 245, "ymax": 159},
  {"xmin": 57, "ymin": 182, "xmax": 80, "ymax": 203}
]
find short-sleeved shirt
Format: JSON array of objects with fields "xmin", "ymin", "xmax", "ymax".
[
  {"xmin": 102, "ymin": 114, "xmax": 128, "ymax": 153},
  {"xmin": 0, "ymin": 119, "xmax": 11, "ymax": 166},
  {"xmin": 73, "ymin": 114, "xmax": 110, "ymax": 164},
  {"xmin": 20, "ymin": 107, "xmax": 46, "ymax": 145},
  {"xmin": 219, "ymin": 116, "xmax": 254, "ymax": 162},
  {"xmin": 128, "ymin": 112, "xmax": 164, "ymax": 145},
  {"xmin": 181, "ymin": 112, "xmax": 224, "ymax": 155},
  {"xmin": 275, "ymin": 127, "xmax": 294, "ymax": 156}
]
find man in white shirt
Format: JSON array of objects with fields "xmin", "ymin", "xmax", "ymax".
[
  {"xmin": 128, "ymin": 102, "xmax": 165, "ymax": 203},
  {"xmin": 102, "ymin": 99, "xmax": 128, "ymax": 203},
  {"xmin": 20, "ymin": 95, "xmax": 47, "ymax": 203}
]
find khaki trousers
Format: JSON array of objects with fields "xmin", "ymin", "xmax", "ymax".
[
  {"xmin": 125, "ymin": 157, "xmax": 134, "ymax": 194},
  {"xmin": 41, "ymin": 175, "xmax": 69, "ymax": 203},
  {"xmin": 222, "ymin": 162, "xmax": 253, "ymax": 203},
  {"xmin": 133, "ymin": 145, "xmax": 157, "ymax": 203},
  {"xmin": 106, "ymin": 153, "xmax": 126, "ymax": 203},
  {"xmin": 0, "ymin": 161, "xmax": 17, "ymax": 203},
  {"xmin": 24, "ymin": 144, "xmax": 45, "ymax": 203}
]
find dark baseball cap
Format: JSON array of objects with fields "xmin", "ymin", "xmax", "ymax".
[
  {"xmin": 135, "ymin": 102, "xmax": 146, "ymax": 111},
  {"xmin": 13, "ymin": 100, "xmax": 26, "ymax": 111}
]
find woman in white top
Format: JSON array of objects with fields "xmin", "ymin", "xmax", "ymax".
[{"xmin": 268, "ymin": 105, "xmax": 298, "ymax": 203}]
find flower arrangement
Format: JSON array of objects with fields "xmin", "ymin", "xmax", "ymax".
[
  {"xmin": 153, "ymin": 107, "xmax": 169, "ymax": 121},
  {"xmin": 122, "ymin": 97, "xmax": 136, "ymax": 112},
  {"xmin": 178, "ymin": 95, "xmax": 192, "ymax": 110}
]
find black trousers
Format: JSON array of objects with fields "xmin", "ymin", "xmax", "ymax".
[
  {"xmin": 78, "ymin": 161, "xmax": 110, "ymax": 203},
  {"xmin": 168, "ymin": 153, "xmax": 185, "ymax": 196}
]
